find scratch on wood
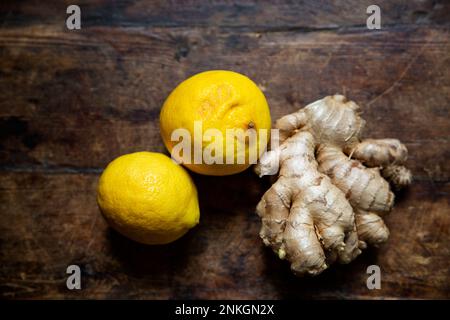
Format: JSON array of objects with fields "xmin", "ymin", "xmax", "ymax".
[{"xmin": 367, "ymin": 41, "xmax": 431, "ymax": 106}]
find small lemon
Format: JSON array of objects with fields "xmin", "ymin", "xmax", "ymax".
[
  {"xmin": 97, "ymin": 152, "xmax": 200, "ymax": 245},
  {"xmin": 160, "ymin": 70, "xmax": 271, "ymax": 176}
]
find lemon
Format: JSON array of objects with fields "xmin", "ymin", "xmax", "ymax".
[
  {"xmin": 97, "ymin": 152, "xmax": 200, "ymax": 245},
  {"xmin": 160, "ymin": 70, "xmax": 271, "ymax": 176}
]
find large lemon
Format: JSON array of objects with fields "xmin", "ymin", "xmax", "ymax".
[
  {"xmin": 97, "ymin": 152, "xmax": 200, "ymax": 245},
  {"xmin": 160, "ymin": 70, "xmax": 271, "ymax": 176}
]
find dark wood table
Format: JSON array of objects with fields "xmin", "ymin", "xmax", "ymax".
[{"xmin": 1, "ymin": 1, "xmax": 449, "ymax": 299}]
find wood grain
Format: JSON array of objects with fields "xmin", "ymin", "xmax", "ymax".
[
  {"xmin": 0, "ymin": 172, "xmax": 448, "ymax": 299},
  {"xmin": 0, "ymin": 0, "xmax": 449, "ymax": 299},
  {"xmin": 0, "ymin": 26, "xmax": 448, "ymax": 178},
  {"xmin": 1, "ymin": 0, "xmax": 448, "ymax": 28}
]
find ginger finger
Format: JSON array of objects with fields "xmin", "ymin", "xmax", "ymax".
[{"xmin": 346, "ymin": 138, "xmax": 408, "ymax": 167}]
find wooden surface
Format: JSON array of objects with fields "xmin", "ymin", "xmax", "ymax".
[{"xmin": 0, "ymin": 0, "xmax": 449, "ymax": 299}]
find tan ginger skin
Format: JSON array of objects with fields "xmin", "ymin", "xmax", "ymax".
[{"xmin": 255, "ymin": 95, "xmax": 411, "ymax": 276}]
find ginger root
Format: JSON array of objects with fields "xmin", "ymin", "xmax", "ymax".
[{"xmin": 255, "ymin": 95, "xmax": 411, "ymax": 276}]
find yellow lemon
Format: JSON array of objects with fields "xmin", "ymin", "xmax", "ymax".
[
  {"xmin": 160, "ymin": 70, "xmax": 271, "ymax": 176},
  {"xmin": 97, "ymin": 152, "xmax": 200, "ymax": 245}
]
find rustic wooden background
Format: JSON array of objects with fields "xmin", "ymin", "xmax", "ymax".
[{"xmin": 0, "ymin": 0, "xmax": 449, "ymax": 299}]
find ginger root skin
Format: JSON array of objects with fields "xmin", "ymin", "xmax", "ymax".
[{"xmin": 255, "ymin": 95, "xmax": 411, "ymax": 276}]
